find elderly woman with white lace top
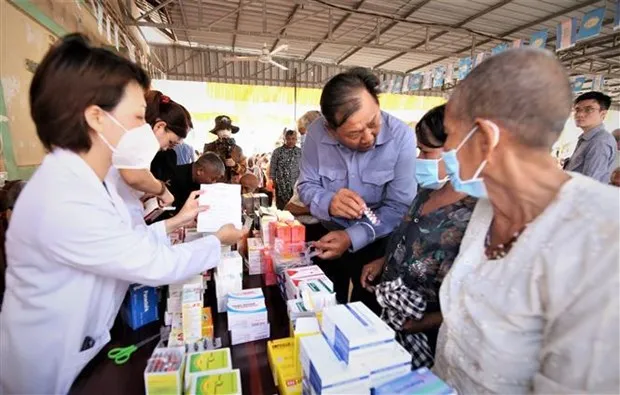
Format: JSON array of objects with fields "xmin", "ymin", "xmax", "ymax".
[{"xmin": 433, "ymin": 48, "xmax": 619, "ymax": 394}]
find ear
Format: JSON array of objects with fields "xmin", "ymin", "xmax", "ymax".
[
  {"xmin": 153, "ymin": 120, "xmax": 167, "ymax": 135},
  {"xmin": 84, "ymin": 105, "xmax": 105, "ymax": 134},
  {"xmin": 601, "ymin": 109, "xmax": 608, "ymax": 119},
  {"xmin": 474, "ymin": 118, "xmax": 500, "ymax": 160}
]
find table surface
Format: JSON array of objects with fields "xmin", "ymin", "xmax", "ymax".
[{"xmin": 70, "ymin": 275, "xmax": 290, "ymax": 395}]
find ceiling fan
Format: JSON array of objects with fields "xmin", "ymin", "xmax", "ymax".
[{"xmin": 223, "ymin": 43, "xmax": 289, "ymax": 70}]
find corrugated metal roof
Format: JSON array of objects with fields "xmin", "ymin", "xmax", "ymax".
[{"xmin": 131, "ymin": 0, "xmax": 619, "ymax": 99}]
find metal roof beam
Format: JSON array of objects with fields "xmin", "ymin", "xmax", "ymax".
[
  {"xmin": 336, "ymin": 0, "xmax": 433, "ymax": 65},
  {"xmin": 232, "ymin": 0, "xmax": 245, "ymax": 51},
  {"xmin": 134, "ymin": 0, "xmax": 175, "ymax": 22},
  {"xmin": 270, "ymin": 4, "xmax": 300, "ymax": 52},
  {"xmin": 135, "ymin": 23, "xmax": 458, "ymax": 56},
  {"xmin": 373, "ymin": 0, "xmax": 514, "ymax": 69},
  {"xmin": 406, "ymin": 0, "xmax": 602, "ymax": 74},
  {"xmin": 303, "ymin": 0, "xmax": 368, "ymax": 61},
  {"xmin": 207, "ymin": 0, "xmax": 255, "ymax": 29}
]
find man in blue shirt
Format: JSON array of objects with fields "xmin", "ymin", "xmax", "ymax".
[
  {"xmin": 565, "ymin": 92, "xmax": 616, "ymax": 183},
  {"xmin": 298, "ymin": 68, "xmax": 417, "ymax": 307}
]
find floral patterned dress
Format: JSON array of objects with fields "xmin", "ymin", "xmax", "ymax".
[{"xmin": 379, "ymin": 188, "xmax": 476, "ymax": 365}]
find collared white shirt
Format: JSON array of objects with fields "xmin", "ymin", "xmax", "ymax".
[{"xmin": 434, "ymin": 173, "xmax": 620, "ymax": 394}]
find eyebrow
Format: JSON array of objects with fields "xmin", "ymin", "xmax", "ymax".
[{"xmin": 345, "ymin": 114, "xmax": 378, "ymax": 135}]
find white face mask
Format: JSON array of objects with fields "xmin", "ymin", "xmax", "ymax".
[
  {"xmin": 99, "ymin": 113, "xmax": 160, "ymax": 169},
  {"xmin": 217, "ymin": 129, "xmax": 233, "ymax": 139}
]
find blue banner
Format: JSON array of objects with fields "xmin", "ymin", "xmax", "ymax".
[
  {"xmin": 379, "ymin": 76, "xmax": 390, "ymax": 92},
  {"xmin": 391, "ymin": 75, "xmax": 404, "ymax": 94},
  {"xmin": 422, "ymin": 71, "xmax": 433, "ymax": 90},
  {"xmin": 409, "ymin": 73, "xmax": 423, "ymax": 91},
  {"xmin": 576, "ymin": 7, "xmax": 605, "ymax": 41},
  {"xmin": 529, "ymin": 29, "xmax": 548, "ymax": 49},
  {"xmin": 556, "ymin": 18, "xmax": 577, "ymax": 51},
  {"xmin": 491, "ymin": 43, "xmax": 509, "ymax": 56},
  {"xmin": 571, "ymin": 76, "xmax": 586, "ymax": 93},
  {"xmin": 457, "ymin": 57, "xmax": 472, "ymax": 80},
  {"xmin": 433, "ymin": 66, "xmax": 446, "ymax": 88}
]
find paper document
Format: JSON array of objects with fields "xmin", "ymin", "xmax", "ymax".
[{"xmin": 197, "ymin": 183, "xmax": 242, "ymax": 232}]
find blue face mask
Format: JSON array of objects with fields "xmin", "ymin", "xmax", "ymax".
[
  {"xmin": 441, "ymin": 121, "xmax": 499, "ymax": 198},
  {"xmin": 415, "ymin": 158, "xmax": 447, "ymax": 190}
]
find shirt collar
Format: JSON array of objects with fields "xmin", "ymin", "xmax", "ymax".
[
  {"xmin": 319, "ymin": 111, "xmax": 393, "ymax": 147},
  {"xmin": 580, "ymin": 124, "xmax": 606, "ymax": 141}
]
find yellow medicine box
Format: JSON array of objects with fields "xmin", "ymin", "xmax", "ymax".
[
  {"xmin": 144, "ymin": 348, "xmax": 186, "ymax": 395},
  {"xmin": 184, "ymin": 348, "xmax": 233, "ymax": 392},
  {"xmin": 278, "ymin": 365, "xmax": 302, "ymax": 395},
  {"xmin": 267, "ymin": 337, "xmax": 295, "ymax": 386}
]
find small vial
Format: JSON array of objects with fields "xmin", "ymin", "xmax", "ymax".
[{"xmin": 363, "ymin": 207, "xmax": 380, "ymax": 225}]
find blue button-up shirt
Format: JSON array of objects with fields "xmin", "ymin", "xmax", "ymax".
[
  {"xmin": 174, "ymin": 143, "xmax": 195, "ymax": 165},
  {"xmin": 298, "ymin": 111, "xmax": 417, "ymax": 252},
  {"xmin": 565, "ymin": 124, "xmax": 616, "ymax": 183}
]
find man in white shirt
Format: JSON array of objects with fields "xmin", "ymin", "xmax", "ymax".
[{"xmin": 433, "ymin": 48, "xmax": 619, "ymax": 394}]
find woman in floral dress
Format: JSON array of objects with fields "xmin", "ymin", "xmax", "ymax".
[{"xmin": 360, "ymin": 104, "xmax": 476, "ymax": 368}]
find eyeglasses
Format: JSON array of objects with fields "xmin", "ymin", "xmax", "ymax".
[{"xmin": 573, "ymin": 106, "xmax": 600, "ymax": 115}]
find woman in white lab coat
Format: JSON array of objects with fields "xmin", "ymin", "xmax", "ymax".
[{"xmin": 0, "ymin": 34, "xmax": 244, "ymax": 394}]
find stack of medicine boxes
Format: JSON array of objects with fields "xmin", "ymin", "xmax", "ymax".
[
  {"xmin": 300, "ymin": 302, "xmax": 412, "ymax": 394},
  {"xmin": 214, "ymin": 251, "xmax": 243, "ymax": 313},
  {"xmin": 226, "ymin": 288, "xmax": 270, "ymax": 345},
  {"xmin": 165, "ymin": 275, "xmax": 204, "ymax": 346},
  {"xmin": 246, "ymin": 238, "xmax": 264, "ymax": 275}
]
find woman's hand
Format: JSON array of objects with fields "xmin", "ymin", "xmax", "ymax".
[
  {"xmin": 225, "ymin": 158, "xmax": 236, "ymax": 167},
  {"xmin": 361, "ymin": 257, "xmax": 385, "ymax": 290},
  {"xmin": 177, "ymin": 190, "xmax": 208, "ymax": 226},
  {"xmin": 158, "ymin": 187, "xmax": 175, "ymax": 207},
  {"xmin": 329, "ymin": 188, "xmax": 365, "ymax": 219},
  {"xmin": 314, "ymin": 230, "xmax": 351, "ymax": 260},
  {"xmin": 215, "ymin": 224, "xmax": 246, "ymax": 245},
  {"xmin": 164, "ymin": 190, "xmax": 207, "ymax": 234}
]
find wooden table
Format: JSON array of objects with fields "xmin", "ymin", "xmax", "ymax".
[{"xmin": 70, "ymin": 275, "xmax": 290, "ymax": 395}]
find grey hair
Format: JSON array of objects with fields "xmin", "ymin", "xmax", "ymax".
[
  {"xmin": 449, "ymin": 48, "xmax": 572, "ymax": 149},
  {"xmin": 297, "ymin": 110, "xmax": 322, "ymax": 131}
]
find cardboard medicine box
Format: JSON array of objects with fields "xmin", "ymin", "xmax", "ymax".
[
  {"xmin": 299, "ymin": 335, "xmax": 370, "ymax": 394},
  {"xmin": 185, "ymin": 348, "xmax": 233, "ymax": 391},
  {"xmin": 144, "ymin": 348, "xmax": 185, "ymax": 395},
  {"xmin": 189, "ymin": 369, "xmax": 242, "ymax": 395},
  {"xmin": 321, "ymin": 302, "xmax": 395, "ymax": 365}
]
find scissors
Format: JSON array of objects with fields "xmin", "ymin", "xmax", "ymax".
[{"xmin": 107, "ymin": 333, "xmax": 161, "ymax": 365}]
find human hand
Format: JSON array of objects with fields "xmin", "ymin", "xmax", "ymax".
[
  {"xmin": 174, "ymin": 190, "xmax": 208, "ymax": 227},
  {"xmin": 360, "ymin": 257, "xmax": 385, "ymax": 290},
  {"xmin": 314, "ymin": 230, "xmax": 351, "ymax": 260},
  {"xmin": 215, "ymin": 224, "xmax": 245, "ymax": 245},
  {"xmin": 158, "ymin": 187, "xmax": 175, "ymax": 207},
  {"xmin": 329, "ymin": 189, "xmax": 365, "ymax": 219},
  {"xmin": 225, "ymin": 158, "xmax": 236, "ymax": 167}
]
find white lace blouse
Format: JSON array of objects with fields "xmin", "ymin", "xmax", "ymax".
[{"xmin": 434, "ymin": 174, "xmax": 620, "ymax": 394}]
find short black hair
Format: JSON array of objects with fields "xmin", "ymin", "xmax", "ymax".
[
  {"xmin": 320, "ymin": 67, "xmax": 380, "ymax": 129},
  {"xmin": 284, "ymin": 129, "xmax": 296, "ymax": 137},
  {"xmin": 416, "ymin": 104, "xmax": 446, "ymax": 148},
  {"xmin": 30, "ymin": 33, "xmax": 150, "ymax": 152},
  {"xmin": 574, "ymin": 91, "xmax": 612, "ymax": 110},
  {"xmin": 195, "ymin": 151, "xmax": 224, "ymax": 175}
]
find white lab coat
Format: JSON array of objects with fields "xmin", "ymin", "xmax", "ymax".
[
  {"xmin": 0, "ymin": 149, "xmax": 222, "ymax": 394},
  {"xmin": 105, "ymin": 167, "xmax": 170, "ymax": 244}
]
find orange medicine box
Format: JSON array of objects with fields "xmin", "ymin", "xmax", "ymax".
[
  {"xmin": 276, "ymin": 223, "xmax": 292, "ymax": 243},
  {"xmin": 202, "ymin": 307, "xmax": 213, "ymax": 340},
  {"xmin": 289, "ymin": 221, "xmax": 306, "ymax": 244}
]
